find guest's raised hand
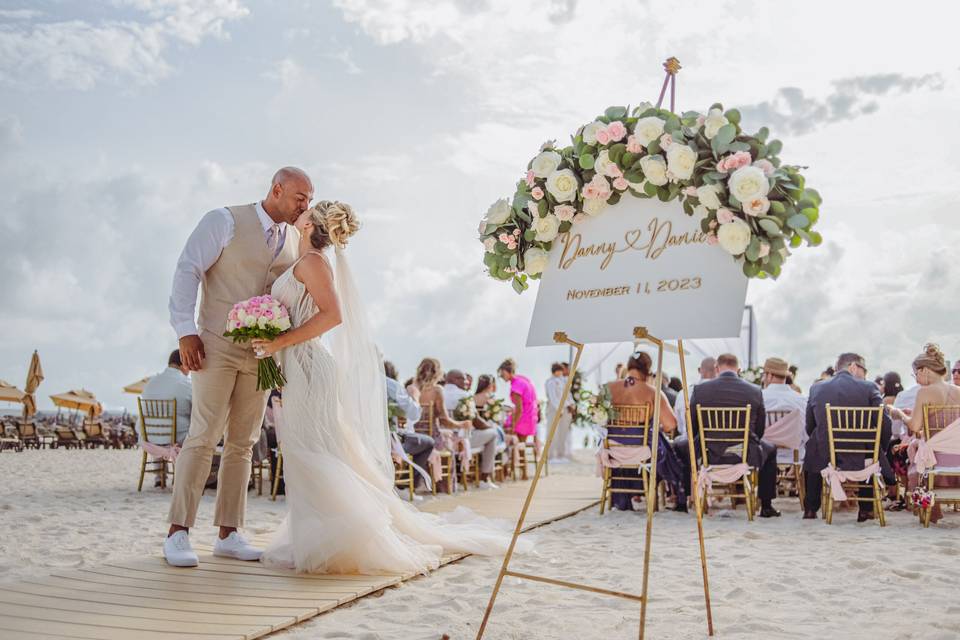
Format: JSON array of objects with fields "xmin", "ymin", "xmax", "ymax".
[{"xmin": 179, "ymin": 335, "xmax": 205, "ymax": 371}]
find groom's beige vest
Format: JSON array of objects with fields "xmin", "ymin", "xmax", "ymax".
[{"xmin": 197, "ymin": 203, "xmax": 298, "ymax": 344}]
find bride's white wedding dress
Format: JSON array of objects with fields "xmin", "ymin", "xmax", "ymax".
[{"xmin": 261, "ymin": 248, "xmax": 526, "ymax": 575}]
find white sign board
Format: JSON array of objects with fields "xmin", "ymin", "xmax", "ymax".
[{"xmin": 526, "ymin": 197, "xmax": 748, "ymax": 346}]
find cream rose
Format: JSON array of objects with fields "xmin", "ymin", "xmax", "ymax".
[
  {"xmin": 666, "ymin": 144, "xmax": 696, "ymax": 181},
  {"xmin": 524, "ymin": 247, "xmax": 550, "ymax": 275},
  {"xmin": 485, "ymin": 198, "xmax": 512, "ymax": 225},
  {"xmin": 582, "ymin": 198, "xmax": 607, "ymax": 216},
  {"xmin": 483, "ymin": 237, "xmax": 497, "ymax": 252},
  {"xmin": 546, "ymin": 168, "xmax": 578, "ymax": 202},
  {"xmin": 639, "ymin": 155, "xmax": 668, "ymax": 186},
  {"xmin": 703, "ymin": 108, "xmax": 729, "ymax": 139},
  {"xmin": 716, "ymin": 217, "xmax": 752, "ymax": 256},
  {"xmin": 695, "ymin": 184, "xmax": 722, "ymax": 210},
  {"xmin": 593, "ymin": 150, "xmax": 615, "ymax": 178},
  {"xmin": 530, "ymin": 150, "xmax": 562, "ymax": 178},
  {"xmin": 581, "ymin": 121, "xmax": 606, "ymax": 145},
  {"xmin": 533, "ymin": 213, "xmax": 561, "ymax": 242},
  {"xmin": 742, "ymin": 196, "xmax": 771, "ymax": 216},
  {"xmin": 727, "ymin": 165, "xmax": 770, "ymax": 204},
  {"xmin": 633, "ymin": 116, "xmax": 665, "ymax": 147}
]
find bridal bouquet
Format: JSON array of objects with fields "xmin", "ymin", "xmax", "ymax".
[
  {"xmin": 480, "ymin": 398, "xmax": 506, "ymax": 424},
  {"xmin": 223, "ymin": 295, "xmax": 292, "ymax": 391},
  {"xmin": 453, "ymin": 395, "xmax": 478, "ymax": 421}
]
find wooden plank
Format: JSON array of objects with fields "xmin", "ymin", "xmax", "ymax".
[
  {"xmin": 125, "ymin": 556, "xmax": 400, "ymax": 585},
  {"xmin": 0, "ymin": 630, "xmax": 78, "ymax": 640},
  {"xmin": 0, "ymin": 603, "xmax": 263, "ymax": 638},
  {"xmin": 0, "ymin": 613, "xmax": 239, "ymax": 640}
]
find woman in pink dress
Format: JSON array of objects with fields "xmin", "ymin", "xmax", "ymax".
[{"xmin": 498, "ymin": 358, "xmax": 539, "ymax": 446}]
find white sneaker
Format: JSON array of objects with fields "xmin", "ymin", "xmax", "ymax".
[
  {"xmin": 163, "ymin": 531, "xmax": 199, "ymax": 568},
  {"xmin": 478, "ymin": 480, "xmax": 499, "ymax": 490},
  {"xmin": 213, "ymin": 531, "xmax": 263, "ymax": 561}
]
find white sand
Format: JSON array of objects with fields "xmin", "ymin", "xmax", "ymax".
[{"xmin": 3, "ymin": 449, "xmax": 960, "ymax": 639}]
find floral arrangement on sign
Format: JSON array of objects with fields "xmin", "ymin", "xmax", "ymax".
[
  {"xmin": 478, "ymin": 102, "xmax": 822, "ymax": 293},
  {"xmin": 453, "ymin": 396, "xmax": 478, "ymax": 422}
]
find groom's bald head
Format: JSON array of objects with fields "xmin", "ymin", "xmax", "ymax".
[{"xmin": 264, "ymin": 166, "xmax": 314, "ymax": 224}]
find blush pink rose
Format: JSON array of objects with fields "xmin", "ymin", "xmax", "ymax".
[
  {"xmin": 582, "ymin": 174, "xmax": 612, "ymax": 200},
  {"xmin": 606, "ymin": 121, "xmax": 627, "ymax": 142},
  {"xmin": 659, "ymin": 133, "xmax": 673, "ymax": 149},
  {"xmin": 525, "ymin": 170, "xmax": 536, "ymax": 187},
  {"xmin": 531, "ymin": 186, "xmax": 544, "ymax": 200},
  {"xmin": 604, "ymin": 162, "xmax": 622, "ymax": 178},
  {"xmin": 595, "ymin": 129, "xmax": 611, "ymax": 145},
  {"xmin": 626, "ymin": 135, "xmax": 642, "ymax": 153},
  {"xmin": 716, "ymin": 208, "xmax": 736, "ymax": 225},
  {"xmin": 742, "ymin": 197, "xmax": 770, "ymax": 216},
  {"xmin": 682, "ymin": 186, "xmax": 698, "ymax": 197},
  {"xmin": 498, "ymin": 233, "xmax": 510, "ymax": 243},
  {"xmin": 706, "ymin": 233, "xmax": 718, "ymax": 245},
  {"xmin": 612, "ymin": 176, "xmax": 629, "ymax": 191},
  {"xmin": 572, "ymin": 213, "xmax": 588, "ymax": 225},
  {"xmin": 717, "ymin": 150, "xmax": 752, "ymax": 173},
  {"xmin": 753, "ymin": 159, "xmax": 775, "ymax": 176},
  {"xmin": 554, "ymin": 205, "xmax": 576, "ymax": 221}
]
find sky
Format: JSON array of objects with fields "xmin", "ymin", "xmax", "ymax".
[{"xmin": 1, "ymin": 0, "xmax": 959, "ymax": 412}]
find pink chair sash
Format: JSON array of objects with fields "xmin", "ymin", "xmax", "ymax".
[
  {"xmin": 595, "ymin": 446, "xmax": 652, "ymax": 477},
  {"xmin": 912, "ymin": 417, "xmax": 960, "ymax": 475},
  {"xmin": 820, "ymin": 462, "xmax": 881, "ymax": 501},
  {"xmin": 763, "ymin": 409, "xmax": 804, "ymax": 451},
  {"xmin": 140, "ymin": 442, "xmax": 180, "ymax": 462},
  {"xmin": 696, "ymin": 463, "xmax": 750, "ymax": 495}
]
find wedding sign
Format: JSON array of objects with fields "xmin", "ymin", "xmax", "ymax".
[{"xmin": 526, "ymin": 196, "xmax": 747, "ymax": 346}]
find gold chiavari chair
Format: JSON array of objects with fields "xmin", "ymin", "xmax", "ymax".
[
  {"xmin": 823, "ymin": 404, "xmax": 886, "ymax": 526},
  {"xmin": 920, "ymin": 404, "xmax": 960, "ymax": 527},
  {"xmin": 598, "ymin": 403, "xmax": 657, "ymax": 515},
  {"xmin": 392, "ymin": 417, "xmax": 417, "ymax": 500},
  {"xmin": 695, "ymin": 405, "xmax": 756, "ymax": 521},
  {"xmin": 766, "ymin": 409, "xmax": 805, "ymax": 508},
  {"xmin": 415, "ymin": 403, "xmax": 456, "ymax": 494},
  {"xmin": 136, "ymin": 398, "xmax": 177, "ymax": 491}
]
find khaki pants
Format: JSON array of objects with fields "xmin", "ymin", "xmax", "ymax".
[{"xmin": 168, "ymin": 331, "xmax": 268, "ymax": 528}]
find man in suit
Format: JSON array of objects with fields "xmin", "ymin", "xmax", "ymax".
[
  {"xmin": 683, "ymin": 353, "xmax": 781, "ymax": 517},
  {"xmin": 802, "ymin": 352, "xmax": 892, "ymax": 521}
]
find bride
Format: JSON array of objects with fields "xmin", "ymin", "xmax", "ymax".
[{"xmin": 251, "ymin": 201, "xmax": 526, "ymax": 575}]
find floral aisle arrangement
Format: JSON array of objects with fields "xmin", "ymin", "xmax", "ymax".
[
  {"xmin": 224, "ymin": 295, "xmax": 292, "ymax": 391},
  {"xmin": 478, "ymin": 102, "xmax": 822, "ymax": 293}
]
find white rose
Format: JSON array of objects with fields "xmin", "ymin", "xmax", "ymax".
[
  {"xmin": 524, "ymin": 247, "xmax": 550, "ymax": 275},
  {"xmin": 666, "ymin": 144, "xmax": 696, "ymax": 181},
  {"xmin": 633, "ymin": 116, "xmax": 665, "ymax": 147},
  {"xmin": 531, "ymin": 150, "xmax": 562, "ymax": 178},
  {"xmin": 243, "ymin": 315, "xmax": 257, "ymax": 328},
  {"xmin": 727, "ymin": 165, "xmax": 770, "ymax": 204},
  {"xmin": 581, "ymin": 121, "xmax": 606, "ymax": 145},
  {"xmin": 742, "ymin": 196, "xmax": 771, "ymax": 216},
  {"xmin": 257, "ymin": 316, "xmax": 268, "ymax": 329},
  {"xmin": 485, "ymin": 198, "xmax": 512, "ymax": 225},
  {"xmin": 276, "ymin": 316, "xmax": 291, "ymax": 331},
  {"xmin": 703, "ymin": 108, "xmax": 729, "ymax": 139},
  {"xmin": 483, "ymin": 237, "xmax": 497, "ymax": 252},
  {"xmin": 533, "ymin": 213, "xmax": 560, "ymax": 242},
  {"xmin": 639, "ymin": 155, "xmax": 668, "ymax": 186},
  {"xmin": 716, "ymin": 217, "xmax": 752, "ymax": 256},
  {"xmin": 593, "ymin": 150, "xmax": 614, "ymax": 178},
  {"xmin": 527, "ymin": 200, "xmax": 539, "ymax": 217},
  {"xmin": 582, "ymin": 198, "xmax": 607, "ymax": 216},
  {"xmin": 546, "ymin": 168, "xmax": 578, "ymax": 202},
  {"xmin": 695, "ymin": 184, "xmax": 722, "ymax": 210}
]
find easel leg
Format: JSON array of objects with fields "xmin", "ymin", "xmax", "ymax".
[
  {"xmin": 475, "ymin": 332, "xmax": 584, "ymax": 640},
  {"xmin": 677, "ymin": 338, "xmax": 715, "ymax": 636},
  {"xmin": 637, "ymin": 335, "xmax": 664, "ymax": 640}
]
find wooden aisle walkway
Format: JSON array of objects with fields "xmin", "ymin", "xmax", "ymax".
[{"xmin": 0, "ymin": 474, "xmax": 600, "ymax": 640}]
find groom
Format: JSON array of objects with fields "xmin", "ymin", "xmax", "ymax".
[{"xmin": 163, "ymin": 167, "xmax": 313, "ymax": 567}]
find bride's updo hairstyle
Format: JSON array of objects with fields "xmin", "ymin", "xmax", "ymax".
[
  {"xmin": 308, "ymin": 200, "xmax": 360, "ymax": 250},
  {"xmin": 913, "ymin": 343, "xmax": 947, "ymax": 377}
]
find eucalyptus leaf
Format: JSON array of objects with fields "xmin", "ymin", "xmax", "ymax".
[
  {"xmin": 643, "ymin": 181, "xmax": 658, "ymax": 196},
  {"xmin": 715, "ymin": 124, "xmax": 737, "ymax": 147},
  {"xmin": 725, "ymin": 108, "xmax": 741, "ymax": 125},
  {"xmin": 758, "ymin": 218, "xmax": 782, "ymax": 236},
  {"xmin": 767, "ymin": 139, "xmax": 783, "ymax": 156},
  {"xmin": 787, "ymin": 213, "xmax": 809, "ymax": 230},
  {"xmin": 579, "ymin": 153, "xmax": 595, "ymax": 170},
  {"xmin": 605, "ymin": 106, "xmax": 627, "ymax": 119},
  {"xmin": 742, "ymin": 261, "xmax": 760, "ymax": 277}
]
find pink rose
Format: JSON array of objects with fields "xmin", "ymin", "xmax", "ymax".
[
  {"xmin": 595, "ymin": 129, "xmax": 611, "ymax": 145},
  {"xmin": 572, "ymin": 213, "xmax": 588, "ymax": 225},
  {"xmin": 525, "ymin": 170, "xmax": 536, "ymax": 187},
  {"xmin": 706, "ymin": 233, "xmax": 718, "ymax": 245},
  {"xmin": 582, "ymin": 174, "xmax": 611, "ymax": 200},
  {"xmin": 717, "ymin": 150, "xmax": 751, "ymax": 173},
  {"xmin": 554, "ymin": 205, "xmax": 576, "ymax": 221},
  {"xmin": 659, "ymin": 133, "xmax": 673, "ymax": 149},
  {"xmin": 613, "ymin": 176, "xmax": 629, "ymax": 191},
  {"xmin": 606, "ymin": 121, "xmax": 627, "ymax": 142},
  {"xmin": 753, "ymin": 159, "xmax": 775, "ymax": 176},
  {"xmin": 498, "ymin": 233, "xmax": 510, "ymax": 243},
  {"xmin": 604, "ymin": 162, "xmax": 622, "ymax": 178},
  {"xmin": 531, "ymin": 186, "xmax": 544, "ymax": 200},
  {"xmin": 717, "ymin": 208, "xmax": 736, "ymax": 225},
  {"xmin": 758, "ymin": 242, "xmax": 770, "ymax": 258},
  {"xmin": 682, "ymin": 186, "xmax": 698, "ymax": 197},
  {"xmin": 626, "ymin": 135, "xmax": 642, "ymax": 154}
]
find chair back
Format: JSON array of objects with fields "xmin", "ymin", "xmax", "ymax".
[
  {"xmin": 824, "ymin": 404, "xmax": 884, "ymax": 467},
  {"xmin": 137, "ymin": 398, "xmax": 177, "ymax": 445},
  {"xmin": 766, "ymin": 409, "xmax": 791, "ymax": 427},
  {"xmin": 414, "ymin": 403, "xmax": 436, "ymax": 437},
  {"xmin": 695, "ymin": 405, "xmax": 752, "ymax": 465},
  {"xmin": 83, "ymin": 420, "xmax": 104, "ymax": 437},
  {"xmin": 605, "ymin": 403, "xmax": 652, "ymax": 447},
  {"xmin": 922, "ymin": 404, "xmax": 960, "ymax": 441},
  {"xmin": 17, "ymin": 421, "xmax": 36, "ymax": 438}
]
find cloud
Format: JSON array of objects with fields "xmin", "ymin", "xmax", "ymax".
[
  {"xmin": 0, "ymin": 0, "xmax": 248, "ymax": 90},
  {"xmin": 739, "ymin": 72, "xmax": 944, "ymax": 136}
]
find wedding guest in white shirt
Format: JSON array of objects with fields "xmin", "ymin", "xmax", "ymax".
[
  {"xmin": 442, "ymin": 369, "xmax": 499, "ymax": 489},
  {"xmin": 760, "ymin": 357, "xmax": 808, "ymax": 465},
  {"xmin": 544, "ymin": 362, "xmax": 574, "ymax": 462},
  {"xmin": 674, "ymin": 357, "xmax": 716, "ymax": 437},
  {"xmin": 141, "ymin": 350, "xmax": 193, "ymax": 444}
]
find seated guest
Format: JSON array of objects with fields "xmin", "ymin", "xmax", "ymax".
[
  {"xmin": 141, "ymin": 349, "xmax": 192, "ymax": 444},
  {"xmin": 414, "ymin": 358, "xmax": 472, "ymax": 491},
  {"xmin": 803, "ymin": 352, "xmax": 892, "ymax": 521},
  {"xmin": 474, "ymin": 374, "xmax": 507, "ymax": 447},
  {"xmin": 761, "ymin": 357, "xmax": 808, "ymax": 465},
  {"xmin": 384, "ymin": 360, "xmax": 435, "ymax": 489},
  {"xmin": 674, "ymin": 357, "xmax": 717, "ymax": 437},
  {"xmin": 606, "ymin": 352, "xmax": 684, "ymax": 511},
  {"xmin": 787, "ymin": 365, "xmax": 803, "ymax": 394},
  {"xmin": 881, "ymin": 372, "xmax": 904, "ymax": 405},
  {"xmin": 443, "ymin": 369, "xmax": 499, "ymax": 489},
  {"xmin": 683, "ymin": 353, "xmax": 781, "ymax": 518}
]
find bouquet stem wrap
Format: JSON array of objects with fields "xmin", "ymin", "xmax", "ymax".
[{"xmin": 223, "ymin": 295, "xmax": 292, "ymax": 391}]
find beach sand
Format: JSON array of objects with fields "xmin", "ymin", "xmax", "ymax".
[{"xmin": 3, "ymin": 448, "xmax": 960, "ymax": 639}]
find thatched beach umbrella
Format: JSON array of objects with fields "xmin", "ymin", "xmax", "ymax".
[
  {"xmin": 50, "ymin": 389, "xmax": 102, "ymax": 417},
  {"xmin": 122, "ymin": 376, "xmax": 152, "ymax": 395},
  {"xmin": 0, "ymin": 380, "xmax": 26, "ymax": 404},
  {"xmin": 22, "ymin": 350, "xmax": 44, "ymax": 418}
]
